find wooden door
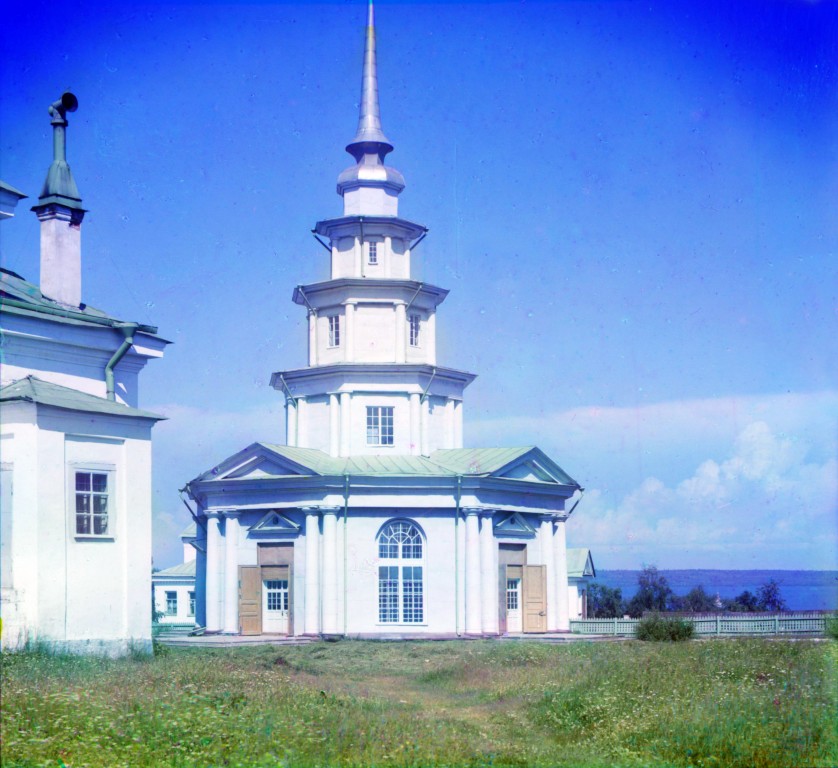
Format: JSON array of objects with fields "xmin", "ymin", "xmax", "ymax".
[
  {"xmin": 522, "ymin": 565, "xmax": 546, "ymax": 633},
  {"xmin": 239, "ymin": 566, "xmax": 262, "ymax": 635}
]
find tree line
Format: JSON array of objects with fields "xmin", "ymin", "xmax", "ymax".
[{"xmin": 587, "ymin": 565, "xmax": 788, "ymax": 618}]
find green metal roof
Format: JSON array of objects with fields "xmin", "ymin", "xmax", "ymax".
[
  {"xmin": 0, "ymin": 267, "xmax": 163, "ymax": 336},
  {"xmin": 0, "ymin": 376, "xmax": 165, "ymax": 421},
  {"xmin": 0, "ymin": 181, "xmax": 27, "ymax": 198},
  {"xmin": 180, "ymin": 522, "xmax": 197, "ymax": 538},
  {"xmin": 154, "ymin": 560, "xmax": 196, "ymax": 579},
  {"xmin": 199, "ymin": 443, "xmax": 579, "ymax": 486},
  {"xmin": 567, "ymin": 548, "xmax": 595, "ymax": 579}
]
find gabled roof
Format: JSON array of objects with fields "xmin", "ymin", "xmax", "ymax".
[
  {"xmin": 0, "ymin": 376, "xmax": 164, "ymax": 420},
  {"xmin": 192, "ymin": 442, "xmax": 579, "ymax": 488},
  {"xmin": 153, "ymin": 560, "xmax": 196, "ymax": 579},
  {"xmin": 0, "ymin": 267, "xmax": 164, "ymax": 337},
  {"xmin": 567, "ymin": 548, "xmax": 596, "ymax": 579}
]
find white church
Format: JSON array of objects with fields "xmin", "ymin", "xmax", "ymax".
[
  {"xmin": 184, "ymin": 4, "xmax": 587, "ymax": 638},
  {"xmin": 0, "ymin": 94, "xmax": 168, "ymax": 654}
]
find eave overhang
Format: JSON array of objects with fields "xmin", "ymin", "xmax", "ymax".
[
  {"xmin": 314, "ymin": 215, "xmax": 426, "ymax": 241},
  {"xmin": 292, "ymin": 279, "xmax": 448, "ymax": 309}
]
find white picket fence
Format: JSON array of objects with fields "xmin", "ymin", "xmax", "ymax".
[{"xmin": 570, "ymin": 611, "xmax": 835, "ymax": 637}]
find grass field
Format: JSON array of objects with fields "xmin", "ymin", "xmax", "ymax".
[{"xmin": 2, "ymin": 638, "xmax": 836, "ymax": 768}]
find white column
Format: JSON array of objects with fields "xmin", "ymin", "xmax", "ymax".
[
  {"xmin": 354, "ymin": 236, "xmax": 362, "ymax": 276},
  {"xmin": 286, "ymin": 398, "xmax": 298, "ymax": 447},
  {"xmin": 296, "ymin": 396, "xmax": 307, "ymax": 448},
  {"xmin": 304, "ymin": 509, "xmax": 321, "ymax": 635},
  {"xmin": 321, "ymin": 508, "xmax": 339, "ymax": 634},
  {"xmin": 479, "ymin": 513, "xmax": 497, "ymax": 634},
  {"xmin": 464, "ymin": 509, "xmax": 482, "ymax": 634},
  {"xmin": 308, "ymin": 310, "xmax": 318, "ymax": 366},
  {"xmin": 553, "ymin": 518, "xmax": 570, "ymax": 631},
  {"xmin": 331, "ymin": 243, "xmax": 339, "ymax": 279},
  {"xmin": 223, "ymin": 512, "xmax": 240, "ymax": 634},
  {"xmin": 541, "ymin": 517, "xmax": 557, "ymax": 632},
  {"xmin": 384, "ymin": 236, "xmax": 392, "ymax": 278},
  {"xmin": 205, "ymin": 513, "xmax": 222, "ymax": 632},
  {"xmin": 409, "ymin": 393, "xmax": 421, "ymax": 455},
  {"xmin": 329, "ymin": 394, "xmax": 340, "ymax": 457},
  {"xmin": 427, "ymin": 312, "xmax": 437, "ymax": 364},
  {"xmin": 339, "ymin": 392, "xmax": 351, "ymax": 457},
  {"xmin": 444, "ymin": 398, "xmax": 455, "ymax": 448},
  {"xmin": 453, "ymin": 400, "xmax": 463, "ymax": 448},
  {"xmin": 395, "ymin": 302, "xmax": 407, "ymax": 362},
  {"xmin": 344, "ymin": 302, "xmax": 355, "ymax": 362},
  {"xmin": 420, "ymin": 396, "xmax": 430, "ymax": 456}
]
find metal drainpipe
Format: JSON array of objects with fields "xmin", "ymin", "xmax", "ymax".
[
  {"xmin": 105, "ymin": 323, "xmax": 138, "ymax": 401},
  {"xmin": 343, "ymin": 474, "xmax": 349, "ymax": 636},
  {"xmin": 455, "ymin": 474, "xmax": 462, "ymax": 636}
]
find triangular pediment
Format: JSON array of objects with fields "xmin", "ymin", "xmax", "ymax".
[
  {"xmin": 493, "ymin": 448, "xmax": 578, "ymax": 487},
  {"xmin": 250, "ymin": 510, "xmax": 301, "ymax": 537},
  {"xmin": 493, "ymin": 512, "xmax": 536, "ymax": 538},
  {"xmin": 224, "ymin": 455, "xmax": 305, "ymax": 480}
]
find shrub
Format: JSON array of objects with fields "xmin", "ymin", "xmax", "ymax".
[
  {"xmin": 825, "ymin": 616, "xmax": 838, "ymax": 640},
  {"xmin": 635, "ymin": 613, "xmax": 694, "ymax": 642}
]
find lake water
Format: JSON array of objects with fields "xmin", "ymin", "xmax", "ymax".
[{"xmin": 594, "ymin": 570, "xmax": 838, "ymax": 611}]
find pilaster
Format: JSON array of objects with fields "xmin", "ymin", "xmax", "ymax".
[
  {"xmin": 409, "ymin": 393, "xmax": 421, "ymax": 455},
  {"xmin": 286, "ymin": 398, "xmax": 298, "ymax": 447},
  {"xmin": 394, "ymin": 302, "xmax": 407, "ymax": 362},
  {"xmin": 329, "ymin": 394, "xmax": 340, "ymax": 456},
  {"xmin": 308, "ymin": 310, "xmax": 318, "ymax": 366},
  {"xmin": 541, "ymin": 517, "xmax": 557, "ymax": 631},
  {"xmin": 339, "ymin": 392, "xmax": 351, "ymax": 456},
  {"xmin": 344, "ymin": 302, "xmax": 356, "ymax": 361},
  {"xmin": 321, "ymin": 507, "xmax": 340, "ymax": 634}
]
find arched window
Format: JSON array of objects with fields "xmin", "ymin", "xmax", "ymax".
[{"xmin": 377, "ymin": 520, "xmax": 424, "ymax": 623}]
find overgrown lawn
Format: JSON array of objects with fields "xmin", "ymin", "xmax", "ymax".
[{"xmin": 2, "ymin": 638, "xmax": 835, "ymax": 767}]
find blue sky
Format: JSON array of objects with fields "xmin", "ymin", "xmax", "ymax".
[{"xmin": 2, "ymin": 0, "xmax": 836, "ymax": 570}]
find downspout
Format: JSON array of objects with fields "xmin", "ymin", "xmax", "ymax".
[
  {"xmin": 105, "ymin": 322, "xmax": 138, "ymax": 401},
  {"xmin": 420, "ymin": 367, "xmax": 437, "ymax": 403},
  {"xmin": 455, "ymin": 474, "xmax": 462, "ymax": 636},
  {"xmin": 404, "ymin": 282, "xmax": 423, "ymax": 312},
  {"xmin": 343, "ymin": 474, "xmax": 349, "ymax": 635}
]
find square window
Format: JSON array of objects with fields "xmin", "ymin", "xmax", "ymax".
[
  {"xmin": 366, "ymin": 406, "xmax": 394, "ymax": 446},
  {"xmin": 75, "ymin": 471, "xmax": 110, "ymax": 537},
  {"xmin": 368, "ymin": 241, "xmax": 378, "ymax": 264},
  {"xmin": 409, "ymin": 314, "xmax": 421, "ymax": 347},
  {"xmin": 328, "ymin": 315, "xmax": 341, "ymax": 347}
]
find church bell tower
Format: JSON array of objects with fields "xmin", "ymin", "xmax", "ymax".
[{"xmin": 270, "ymin": 1, "xmax": 475, "ymax": 457}]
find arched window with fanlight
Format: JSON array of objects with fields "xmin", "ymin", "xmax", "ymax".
[{"xmin": 377, "ymin": 520, "xmax": 424, "ymax": 623}]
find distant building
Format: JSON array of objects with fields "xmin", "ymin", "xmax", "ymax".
[
  {"xmin": 0, "ymin": 93, "xmax": 168, "ymax": 654},
  {"xmin": 567, "ymin": 548, "xmax": 596, "ymax": 619},
  {"xmin": 152, "ymin": 525, "xmax": 197, "ymax": 627},
  {"xmin": 184, "ymin": 5, "xmax": 586, "ymax": 638}
]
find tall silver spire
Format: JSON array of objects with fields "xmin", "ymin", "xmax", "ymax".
[{"xmin": 346, "ymin": 1, "xmax": 393, "ymax": 159}]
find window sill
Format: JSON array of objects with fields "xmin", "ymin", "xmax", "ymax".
[
  {"xmin": 74, "ymin": 535, "xmax": 115, "ymax": 542},
  {"xmin": 375, "ymin": 623, "xmax": 428, "ymax": 627}
]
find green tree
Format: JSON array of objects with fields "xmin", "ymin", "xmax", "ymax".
[
  {"xmin": 626, "ymin": 565, "xmax": 672, "ymax": 617},
  {"xmin": 587, "ymin": 583, "xmax": 624, "ymax": 618},
  {"xmin": 756, "ymin": 579, "xmax": 787, "ymax": 611},
  {"xmin": 724, "ymin": 590, "xmax": 759, "ymax": 612},
  {"xmin": 680, "ymin": 585, "xmax": 718, "ymax": 612}
]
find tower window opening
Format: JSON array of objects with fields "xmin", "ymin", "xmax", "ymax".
[
  {"xmin": 368, "ymin": 241, "xmax": 378, "ymax": 265},
  {"xmin": 409, "ymin": 314, "xmax": 421, "ymax": 347},
  {"xmin": 328, "ymin": 315, "xmax": 341, "ymax": 347},
  {"xmin": 366, "ymin": 406, "xmax": 394, "ymax": 446}
]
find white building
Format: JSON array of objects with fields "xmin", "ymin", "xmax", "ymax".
[
  {"xmin": 185, "ymin": 4, "xmax": 584, "ymax": 638},
  {"xmin": 567, "ymin": 548, "xmax": 596, "ymax": 620},
  {"xmin": 0, "ymin": 94, "xmax": 168, "ymax": 654},
  {"xmin": 152, "ymin": 525, "xmax": 198, "ymax": 627}
]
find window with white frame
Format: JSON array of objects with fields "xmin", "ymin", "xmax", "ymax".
[
  {"xmin": 377, "ymin": 520, "xmax": 424, "ymax": 623},
  {"xmin": 409, "ymin": 314, "xmax": 421, "ymax": 347},
  {"xmin": 74, "ymin": 470, "xmax": 110, "ymax": 536},
  {"xmin": 328, "ymin": 315, "xmax": 341, "ymax": 347},
  {"xmin": 368, "ymin": 241, "xmax": 378, "ymax": 264},
  {"xmin": 165, "ymin": 591, "xmax": 178, "ymax": 616},
  {"xmin": 188, "ymin": 591, "xmax": 196, "ymax": 617},
  {"xmin": 366, "ymin": 406, "xmax": 394, "ymax": 446}
]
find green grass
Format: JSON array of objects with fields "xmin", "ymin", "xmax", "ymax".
[{"xmin": 2, "ymin": 638, "xmax": 836, "ymax": 767}]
